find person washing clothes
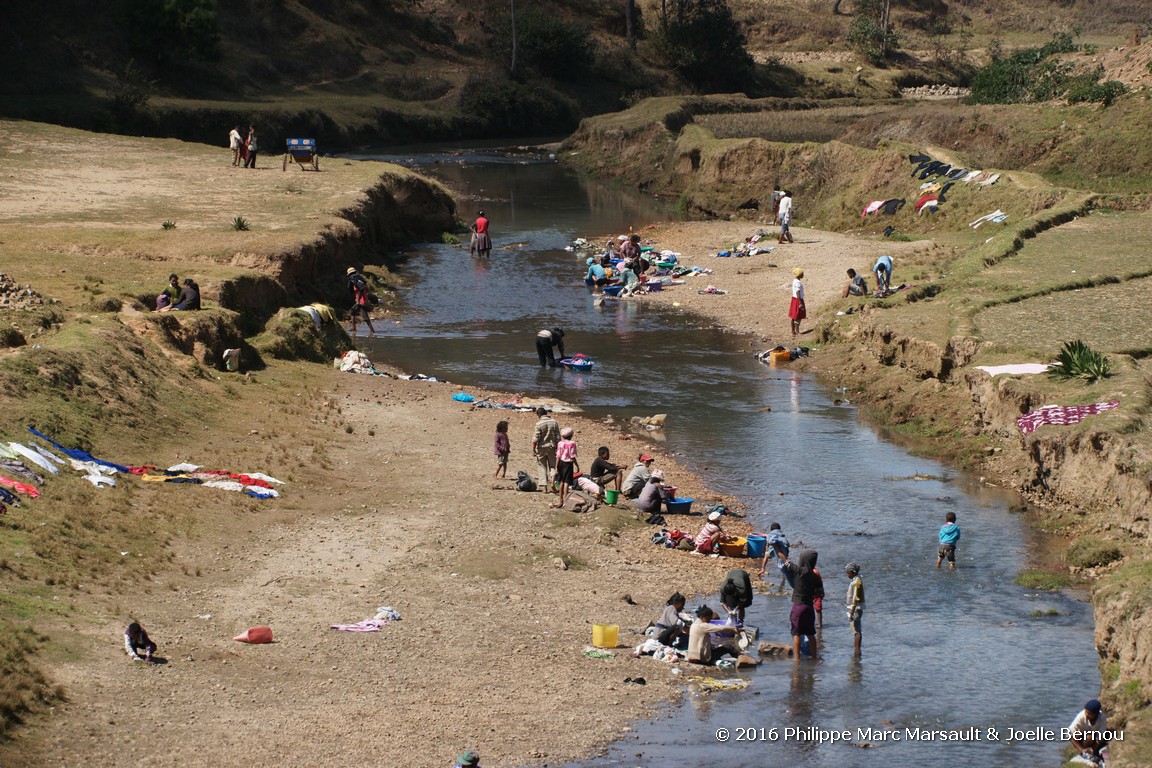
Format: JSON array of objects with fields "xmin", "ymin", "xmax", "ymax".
[
  {"xmin": 653, "ymin": 592, "xmax": 690, "ymax": 647},
  {"xmin": 622, "ymin": 454, "xmax": 654, "ymax": 498},
  {"xmin": 470, "ymin": 210, "xmax": 491, "ymax": 259},
  {"xmin": 757, "ymin": 522, "xmax": 793, "ymax": 592},
  {"xmin": 694, "ymin": 510, "xmax": 726, "ymax": 554},
  {"xmin": 777, "ymin": 548, "xmax": 822, "ymax": 659},
  {"xmin": 873, "ymin": 254, "xmax": 893, "ymax": 294},
  {"xmin": 686, "ymin": 605, "xmax": 741, "ymax": 665},
  {"xmin": 584, "ymin": 257, "xmax": 609, "ymax": 290},
  {"xmin": 720, "ymin": 568, "xmax": 754, "ymax": 624},
  {"xmin": 535, "ymin": 327, "xmax": 565, "ymax": 367},
  {"xmin": 1068, "ymin": 699, "xmax": 1110, "ymax": 765},
  {"xmin": 635, "ymin": 470, "xmax": 667, "ymax": 515}
]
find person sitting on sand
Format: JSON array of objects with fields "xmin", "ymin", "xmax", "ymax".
[
  {"xmin": 842, "ymin": 268, "xmax": 868, "ymax": 298},
  {"xmin": 622, "ymin": 454, "xmax": 654, "ymax": 498},
  {"xmin": 654, "ymin": 592, "xmax": 690, "ymax": 647},
  {"xmin": 694, "ymin": 510, "xmax": 725, "ymax": 554},
  {"xmin": 686, "ymin": 605, "xmax": 741, "ymax": 665},
  {"xmin": 590, "ymin": 446, "xmax": 623, "ymax": 492},
  {"xmin": 124, "ymin": 622, "xmax": 157, "ymax": 662},
  {"xmin": 635, "ymin": 469, "xmax": 668, "ymax": 515}
]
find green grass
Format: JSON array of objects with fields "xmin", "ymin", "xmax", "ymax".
[
  {"xmin": 1066, "ymin": 537, "xmax": 1124, "ymax": 568},
  {"xmin": 1016, "ymin": 568, "xmax": 1073, "ymax": 590}
]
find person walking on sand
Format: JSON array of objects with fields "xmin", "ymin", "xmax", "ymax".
[
  {"xmin": 244, "ymin": 126, "xmax": 258, "ymax": 169},
  {"xmin": 845, "ymin": 562, "xmax": 864, "ymax": 657},
  {"xmin": 550, "ymin": 427, "xmax": 579, "ymax": 508},
  {"xmin": 470, "ymin": 210, "xmax": 492, "ymax": 258},
  {"xmin": 229, "ymin": 126, "xmax": 243, "ymax": 167},
  {"xmin": 345, "ymin": 266, "xmax": 376, "ymax": 337},
  {"xmin": 936, "ymin": 511, "xmax": 960, "ymax": 570},
  {"xmin": 531, "ymin": 407, "xmax": 560, "ymax": 492},
  {"xmin": 788, "ymin": 268, "xmax": 806, "ymax": 336},
  {"xmin": 777, "ymin": 190, "xmax": 794, "ymax": 244},
  {"xmin": 493, "ymin": 420, "xmax": 510, "ymax": 479}
]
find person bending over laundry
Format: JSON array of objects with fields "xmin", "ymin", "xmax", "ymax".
[
  {"xmin": 622, "ymin": 454, "xmax": 654, "ymax": 498},
  {"xmin": 125, "ymin": 622, "xmax": 157, "ymax": 662},
  {"xmin": 584, "ymin": 257, "xmax": 609, "ymax": 290},
  {"xmin": 842, "ymin": 268, "xmax": 869, "ymax": 298},
  {"xmin": 535, "ymin": 327, "xmax": 565, "ymax": 367},
  {"xmin": 686, "ymin": 605, "xmax": 741, "ymax": 665},
  {"xmin": 872, "ymin": 254, "xmax": 893, "ymax": 294},
  {"xmin": 654, "ymin": 592, "xmax": 690, "ymax": 648},
  {"xmin": 590, "ymin": 446, "xmax": 623, "ymax": 491},
  {"xmin": 720, "ymin": 568, "xmax": 754, "ymax": 624},
  {"xmin": 694, "ymin": 510, "xmax": 726, "ymax": 554},
  {"xmin": 635, "ymin": 470, "xmax": 667, "ymax": 515},
  {"xmin": 1068, "ymin": 699, "xmax": 1110, "ymax": 765},
  {"xmin": 757, "ymin": 522, "xmax": 794, "ymax": 593}
]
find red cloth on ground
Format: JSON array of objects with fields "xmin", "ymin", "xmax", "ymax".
[{"xmin": 1016, "ymin": 402, "xmax": 1119, "ymax": 435}]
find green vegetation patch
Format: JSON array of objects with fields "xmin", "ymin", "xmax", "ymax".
[
  {"xmin": 0, "ymin": 622, "xmax": 58, "ymax": 739},
  {"xmin": 1016, "ymin": 568, "xmax": 1072, "ymax": 590},
  {"xmin": 1065, "ymin": 537, "xmax": 1123, "ymax": 569}
]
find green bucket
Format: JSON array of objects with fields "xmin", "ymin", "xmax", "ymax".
[{"xmin": 604, "ymin": 489, "xmax": 620, "ymax": 505}]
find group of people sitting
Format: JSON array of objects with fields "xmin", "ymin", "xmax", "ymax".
[
  {"xmin": 155, "ymin": 273, "xmax": 201, "ymax": 312},
  {"xmin": 582, "ymin": 234, "xmax": 654, "ymax": 295},
  {"xmin": 649, "ymin": 568, "xmax": 756, "ymax": 665}
]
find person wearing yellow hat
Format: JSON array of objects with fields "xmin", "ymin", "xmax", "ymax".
[{"xmin": 789, "ymin": 267, "xmax": 806, "ymax": 336}]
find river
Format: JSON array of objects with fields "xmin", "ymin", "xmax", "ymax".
[{"xmin": 348, "ymin": 145, "xmax": 1099, "ymax": 767}]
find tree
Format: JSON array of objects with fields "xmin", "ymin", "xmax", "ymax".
[
  {"xmin": 129, "ymin": 0, "xmax": 221, "ymax": 68},
  {"xmin": 846, "ymin": 0, "xmax": 898, "ymax": 62},
  {"xmin": 651, "ymin": 0, "xmax": 753, "ymax": 92}
]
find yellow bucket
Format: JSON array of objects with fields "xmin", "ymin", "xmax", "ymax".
[{"xmin": 592, "ymin": 624, "xmax": 619, "ymax": 649}]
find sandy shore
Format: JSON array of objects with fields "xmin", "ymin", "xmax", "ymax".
[{"xmin": 614, "ymin": 221, "xmax": 934, "ymax": 341}]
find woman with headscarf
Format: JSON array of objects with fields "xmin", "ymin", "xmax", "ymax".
[
  {"xmin": 719, "ymin": 568, "xmax": 754, "ymax": 624},
  {"xmin": 777, "ymin": 548, "xmax": 823, "ymax": 659}
]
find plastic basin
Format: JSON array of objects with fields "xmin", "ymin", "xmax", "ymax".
[
  {"xmin": 746, "ymin": 535, "xmax": 767, "ymax": 559},
  {"xmin": 592, "ymin": 624, "xmax": 619, "ymax": 648},
  {"xmin": 664, "ymin": 497, "xmax": 694, "ymax": 514},
  {"xmin": 603, "ymin": 285, "xmax": 623, "ymax": 297},
  {"xmin": 718, "ymin": 537, "xmax": 747, "ymax": 558}
]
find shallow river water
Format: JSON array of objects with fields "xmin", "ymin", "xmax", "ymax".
[{"xmin": 349, "ymin": 146, "xmax": 1099, "ymax": 767}]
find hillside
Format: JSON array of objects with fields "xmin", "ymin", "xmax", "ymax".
[{"xmin": 0, "ymin": 0, "xmax": 1140, "ymax": 148}]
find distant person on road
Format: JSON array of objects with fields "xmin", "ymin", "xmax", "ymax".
[
  {"xmin": 345, "ymin": 267, "xmax": 376, "ymax": 337},
  {"xmin": 535, "ymin": 327, "xmax": 565, "ymax": 368},
  {"xmin": 777, "ymin": 190, "xmax": 794, "ymax": 244},
  {"xmin": 493, "ymin": 420, "xmax": 510, "ymax": 479},
  {"xmin": 229, "ymin": 126, "xmax": 243, "ymax": 166},
  {"xmin": 124, "ymin": 622, "xmax": 157, "ymax": 662},
  {"xmin": 936, "ymin": 511, "xmax": 960, "ymax": 570},
  {"xmin": 1068, "ymin": 699, "xmax": 1110, "ymax": 765},
  {"xmin": 789, "ymin": 267, "xmax": 806, "ymax": 336},
  {"xmin": 845, "ymin": 562, "xmax": 864, "ymax": 656},
  {"xmin": 842, "ymin": 268, "xmax": 869, "ymax": 298},
  {"xmin": 531, "ymin": 407, "xmax": 560, "ymax": 492},
  {"xmin": 873, "ymin": 254, "xmax": 893, "ymax": 294},
  {"xmin": 470, "ymin": 210, "xmax": 492, "ymax": 258},
  {"xmin": 161, "ymin": 278, "xmax": 201, "ymax": 312},
  {"xmin": 244, "ymin": 126, "xmax": 258, "ymax": 169}
]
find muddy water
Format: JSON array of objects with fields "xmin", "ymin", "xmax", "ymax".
[{"xmin": 350, "ymin": 146, "xmax": 1098, "ymax": 767}]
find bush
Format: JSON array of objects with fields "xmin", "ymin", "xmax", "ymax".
[
  {"xmin": 458, "ymin": 76, "xmax": 579, "ymax": 136},
  {"xmin": 1066, "ymin": 537, "xmax": 1123, "ymax": 569},
  {"xmin": 649, "ymin": 0, "xmax": 754, "ymax": 92},
  {"xmin": 969, "ymin": 33, "xmax": 1083, "ymax": 104},
  {"xmin": 1066, "ymin": 79, "xmax": 1128, "ymax": 106},
  {"xmin": 846, "ymin": 0, "xmax": 900, "ymax": 63},
  {"xmin": 490, "ymin": 8, "xmax": 595, "ymax": 81},
  {"xmin": 129, "ymin": 0, "xmax": 221, "ymax": 67},
  {"xmin": 1050, "ymin": 339, "xmax": 1112, "ymax": 383}
]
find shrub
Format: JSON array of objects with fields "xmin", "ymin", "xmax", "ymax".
[
  {"xmin": 231, "ymin": 216, "xmax": 250, "ymax": 231},
  {"xmin": 1066, "ymin": 79, "xmax": 1128, "ymax": 106},
  {"xmin": 458, "ymin": 76, "xmax": 579, "ymax": 136},
  {"xmin": 1050, "ymin": 339, "xmax": 1112, "ymax": 383},
  {"xmin": 105, "ymin": 59, "xmax": 156, "ymax": 117},
  {"xmin": 1066, "ymin": 537, "xmax": 1123, "ymax": 568},
  {"xmin": 441, "ymin": 232, "xmax": 460, "ymax": 245},
  {"xmin": 649, "ymin": 0, "xmax": 754, "ymax": 92},
  {"xmin": 490, "ymin": 8, "xmax": 594, "ymax": 81},
  {"xmin": 969, "ymin": 33, "xmax": 1082, "ymax": 104},
  {"xmin": 846, "ymin": 0, "xmax": 900, "ymax": 63},
  {"xmin": 129, "ymin": 0, "xmax": 221, "ymax": 66},
  {"xmin": 161, "ymin": 220, "xmax": 177, "ymax": 230}
]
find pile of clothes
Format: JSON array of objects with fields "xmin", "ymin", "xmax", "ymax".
[{"xmin": 861, "ymin": 151, "xmax": 1005, "ymax": 222}]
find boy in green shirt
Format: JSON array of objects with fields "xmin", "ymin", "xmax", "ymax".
[{"xmin": 845, "ymin": 562, "xmax": 864, "ymax": 657}]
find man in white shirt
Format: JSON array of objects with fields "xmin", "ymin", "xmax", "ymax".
[
  {"xmin": 777, "ymin": 190, "xmax": 794, "ymax": 243},
  {"xmin": 228, "ymin": 126, "xmax": 242, "ymax": 167},
  {"xmin": 1067, "ymin": 699, "xmax": 1109, "ymax": 764}
]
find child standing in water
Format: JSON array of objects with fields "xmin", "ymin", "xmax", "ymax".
[
  {"xmin": 845, "ymin": 563, "xmax": 864, "ymax": 657},
  {"xmin": 936, "ymin": 511, "xmax": 961, "ymax": 571},
  {"xmin": 493, "ymin": 420, "xmax": 510, "ymax": 479}
]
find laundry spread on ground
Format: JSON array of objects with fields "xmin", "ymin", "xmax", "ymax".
[
  {"xmin": 330, "ymin": 605, "xmax": 401, "ymax": 632},
  {"xmin": 1016, "ymin": 403, "xmax": 1119, "ymax": 435},
  {"xmin": 975, "ymin": 364, "xmax": 1053, "ymax": 376}
]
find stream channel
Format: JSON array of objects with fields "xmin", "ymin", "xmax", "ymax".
[{"xmin": 350, "ymin": 145, "xmax": 1099, "ymax": 767}]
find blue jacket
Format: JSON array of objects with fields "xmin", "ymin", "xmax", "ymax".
[{"xmin": 939, "ymin": 523, "xmax": 960, "ymax": 545}]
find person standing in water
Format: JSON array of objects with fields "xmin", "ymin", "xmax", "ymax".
[
  {"xmin": 535, "ymin": 327, "xmax": 565, "ymax": 367},
  {"xmin": 470, "ymin": 210, "xmax": 492, "ymax": 259},
  {"xmin": 845, "ymin": 562, "xmax": 864, "ymax": 657},
  {"xmin": 345, "ymin": 266, "xmax": 376, "ymax": 337},
  {"xmin": 936, "ymin": 511, "xmax": 960, "ymax": 571},
  {"xmin": 778, "ymin": 547, "xmax": 822, "ymax": 659}
]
